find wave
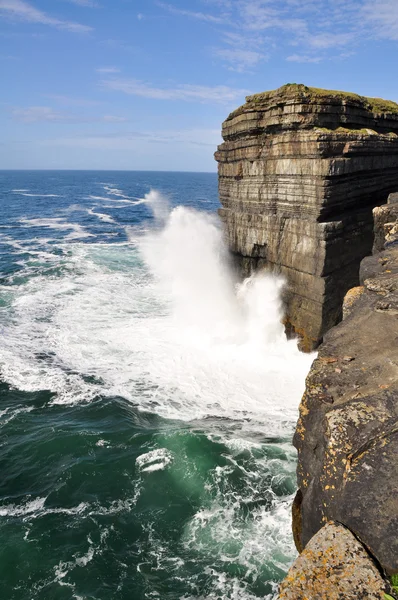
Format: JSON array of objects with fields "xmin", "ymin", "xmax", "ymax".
[
  {"xmin": 3, "ymin": 194, "xmax": 312, "ymax": 424},
  {"xmin": 19, "ymin": 218, "xmax": 95, "ymax": 240},
  {"xmin": 87, "ymin": 208, "xmax": 116, "ymax": 224},
  {"xmin": 103, "ymin": 185, "xmax": 131, "ymax": 199},
  {"xmin": 0, "ymin": 189, "xmax": 314, "ymax": 599},
  {"xmin": 12, "ymin": 192, "xmax": 61, "ymax": 197}
]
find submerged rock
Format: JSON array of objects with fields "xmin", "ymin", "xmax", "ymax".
[
  {"xmin": 215, "ymin": 83, "xmax": 398, "ymax": 349},
  {"xmin": 278, "ymin": 522, "xmax": 387, "ymax": 600}
]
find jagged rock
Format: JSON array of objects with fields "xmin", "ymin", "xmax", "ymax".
[
  {"xmin": 278, "ymin": 522, "xmax": 388, "ymax": 600},
  {"xmin": 373, "ymin": 195, "xmax": 398, "ymax": 253},
  {"xmin": 293, "ymin": 213, "xmax": 398, "ymax": 573},
  {"xmin": 215, "ymin": 84, "xmax": 398, "ymax": 349}
]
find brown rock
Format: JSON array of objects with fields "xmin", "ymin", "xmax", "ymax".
[
  {"xmin": 278, "ymin": 522, "xmax": 388, "ymax": 600},
  {"xmin": 294, "ymin": 243, "xmax": 398, "ymax": 574},
  {"xmin": 215, "ymin": 83, "xmax": 398, "ymax": 349}
]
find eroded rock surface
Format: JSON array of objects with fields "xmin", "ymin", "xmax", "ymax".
[
  {"xmin": 278, "ymin": 522, "xmax": 387, "ymax": 600},
  {"xmin": 293, "ymin": 204, "xmax": 398, "ymax": 574},
  {"xmin": 215, "ymin": 84, "xmax": 398, "ymax": 349}
]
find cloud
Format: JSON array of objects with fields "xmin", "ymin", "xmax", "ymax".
[
  {"xmin": 11, "ymin": 106, "xmax": 127, "ymax": 123},
  {"xmin": 305, "ymin": 32, "xmax": 355, "ymax": 49},
  {"xmin": 96, "ymin": 66, "xmax": 121, "ymax": 74},
  {"xmin": 100, "ymin": 78, "xmax": 249, "ymax": 104},
  {"xmin": 158, "ymin": 0, "xmax": 370, "ymax": 69},
  {"xmin": 239, "ymin": 2, "xmax": 308, "ymax": 33},
  {"xmin": 157, "ymin": 2, "xmax": 227, "ymax": 24},
  {"xmin": 44, "ymin": 94, "xmax": 103, "ymax": 107},
  {"xmin": 213, "ymin": 47, "xmax": 267, "ymax": 72},
  {"xmin": 64, "ymin": 0, "xmax": 98, "ymax": 6},
  {"xmin": 41, "ymin": 128, "xmax": 222, "ymax": 150},
  {"xmin": 102, "ymin": 38, "xmax": 137, "ymax": 53},
  {"xmin": 286, "ymin": 54, "xmax": 322, "ymax": 63},
  {"xmin": 362, "ymin": 0, "xmax": 398, "ymax": 40},
  {"xmin": 0, "ymin": 0, "xmax": 92, "ymax": 32},
  {"xmin": 101, "ymin": 115, "xmax": 128, "ymax": 122}
]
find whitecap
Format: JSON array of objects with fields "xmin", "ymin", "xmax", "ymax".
[
  {"xmin": 136, "ymin": 448, "xmax": 174, "ymax": 472},
  {"xmin": 13, "ymin": 192, "xmax": 61, "ymax": 197},
  {"xmin": 87, "ymin": 208, "xmax": 116, "ymax": 224},
  {"xmin": 0, "ymin": 497, "xmax": 47, "ymax": 517},
  {"xmin": 19, "ymin": 218, "xmax": 95, "ymax": 240}
]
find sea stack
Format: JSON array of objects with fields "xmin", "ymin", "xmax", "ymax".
[{"xmin": 215, "ymin": 84, "xmax": 398, "ymax": 349}]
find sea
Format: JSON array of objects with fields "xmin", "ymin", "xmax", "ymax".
[{"xmin": 0, "ymin": 171, "xmax": 313, "ymax": 600}]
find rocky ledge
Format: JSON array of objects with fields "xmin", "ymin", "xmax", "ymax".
[
  {"xmin": 215, "ymin": 84, "xmax": 398, "ymax": 349},
  {"xmin": 279, "ymin": 196, "xmax": 398, "ymax": 597}
]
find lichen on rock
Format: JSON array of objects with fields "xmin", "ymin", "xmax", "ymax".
[{"xmin": 278, "ymin": 522, "xmax": 388, "ymax": 600}]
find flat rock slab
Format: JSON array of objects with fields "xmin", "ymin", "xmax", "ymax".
[{"xmin": 278, "ymin": 522, "xmax": 387, "ymax": 600}]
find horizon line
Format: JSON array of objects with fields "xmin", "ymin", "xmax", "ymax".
[{"xmin": 0, "ymin": 168, "xmax": 218, "ymax": 174}]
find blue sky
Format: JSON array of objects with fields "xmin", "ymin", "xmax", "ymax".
[{"xmin": 1, "ymin": 0, "xmax": 398, "ymax": 171}]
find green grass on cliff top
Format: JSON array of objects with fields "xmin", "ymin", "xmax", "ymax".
[{"xmin": 245, "ymin": 83, "xmax": 398, "ymax": 115}]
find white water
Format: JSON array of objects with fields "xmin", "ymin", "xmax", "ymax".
[
  {"xmin": 1, "ymin": 193, "xmax": 311, "ymax": 423},
  {"xmin": 0, "ymin": 190, "xmax": 314, "ymax": 599}
]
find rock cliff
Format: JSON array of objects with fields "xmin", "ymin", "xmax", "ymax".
[
  {"xmin": 215, "ymin": 84, "xmax": 398, "ymax": 349},
  {"xmin": 278, "ymin": 522, "xmax": 388, "ymax": 600},
  {"xmin": 281, "ymin": 195, "xmax": 398, "ymax": 596}
]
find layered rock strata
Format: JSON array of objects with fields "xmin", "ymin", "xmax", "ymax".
[
  {"xmin": 291, "ymin": 199, "xmax": 398, "ymax": 581},
  {"xmin": 215, "ymin": 84, "xmax": 398, "ymax": 349}
]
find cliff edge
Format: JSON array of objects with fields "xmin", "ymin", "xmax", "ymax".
[
  {"xmin": 215, "ymin": 84, "xmax": 398, "ymax": 349},
  {"xmin": 279, "ymin": 195, "xmax": 398, "ymax": 597}
]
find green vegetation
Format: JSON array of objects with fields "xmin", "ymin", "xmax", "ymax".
[
  {"xmin": 384, "ymin": 574, "xmax": 398, "ymax": 600},
  {"xmin": 246, "ymin": 83, "xmax": 398, "ymax": 115}
]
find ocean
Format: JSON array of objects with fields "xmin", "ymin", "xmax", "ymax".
[{"xmin": 0, "ymin": 170, "xmax": 313, "ymax": 600}]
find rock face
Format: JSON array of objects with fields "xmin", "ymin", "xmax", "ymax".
[
  {"xmin": 293, "ymin": 200, "xmax": 398, "ymax": 575},
  {"xmin": 215, "ymin": 84, "xmax": 398, "ymax": 349},
  {"xmin": 278, "ymin": 522, "xmax": 387, "ymax": 600}
]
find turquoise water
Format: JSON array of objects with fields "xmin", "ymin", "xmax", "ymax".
[{"xmin": 0, "ymin": 171, "xmax": 313, "ymax": 600}]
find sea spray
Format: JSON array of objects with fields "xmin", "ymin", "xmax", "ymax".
[{"xmin": 139, "ymin": 203, "xmax": 239, "ymax": 336}]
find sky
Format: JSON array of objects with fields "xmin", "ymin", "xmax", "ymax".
[{"xmin": 1, "ymin": 0, "xmax": 398, "ymax": 171}]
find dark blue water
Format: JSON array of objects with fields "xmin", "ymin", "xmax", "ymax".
[{"xmin": 0, "ymin": 171, "xmax": 312, "ymax": 600}]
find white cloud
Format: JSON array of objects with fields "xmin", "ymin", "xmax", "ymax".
[
  {"xmin": 0, "ymin": 0, "xmax": 92, "ymax": 32},
  {"xmin": 362, "ymin": 0, "xmax": 398, "ymax": 40},
  {"xmin": 11, "ymin": 106, "xmax": 127, "ymax": 123},
  {"xmin": 64, "ymin": 0, "xmax": 98, "ymax": 6},
  {"xmin": 213, "ymin": 48, "xmax": 267, "ymax": 72},
  {"xmin": 44, "ymin": 94, "xmax": 103, "ymax": 107},
  {"xmin": 12, "ymin": 106, "xmax": 73, "ymax": 122},
  {"xmin": 101, "ymin": 115, "xmax": 128, "ymax": 122},
  {"xmin": 100, "ymin": 78, "xmax": 249, "ymax": 104},
  {"xmin": 286, "ymin": 53, "xmax": 322, "ymax": 63},
  {"xmin": 157, "ymin": 2, "xmax": 227, "ymax": 24},
  {"xmin": 96, "ymin": 66, "xmax": 121, "ymax": 73},
  {"xmin": 158, "ymin": 0, "xmax": 373, "ymax": 69},
  {"xmin": 41, "ymin": 128, "xmax": 222, "ymax": 150},
  {"xmin": 305, "ymin": 32, "xmax": 355, "ymax": 49}
]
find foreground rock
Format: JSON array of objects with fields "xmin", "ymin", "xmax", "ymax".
[
  {"xmin": 215, "ymin": 84, "xmax": 398, "ymax": 349},
  {"xmin": 293, "ymin": 201, "xmax": 398, "ymax": 574},
  {"xmin": 278, "ymin": 522, "xmax": 387, "ymax": 600}
]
